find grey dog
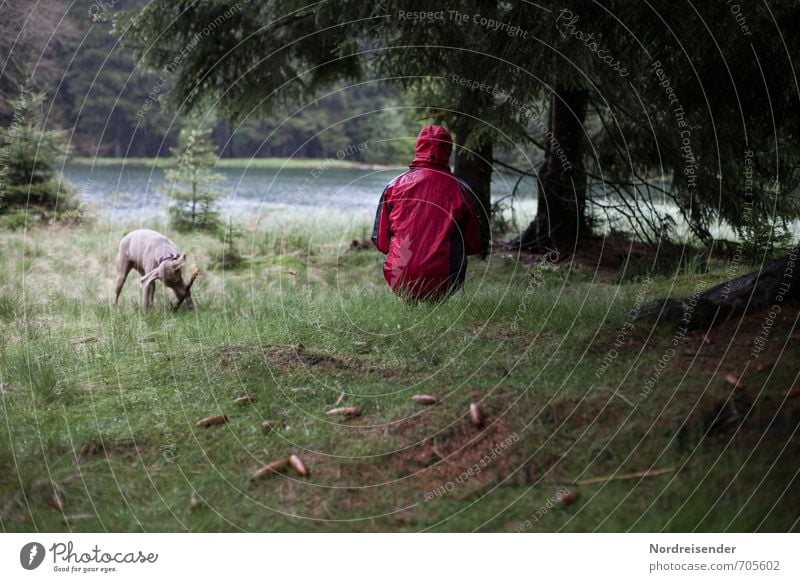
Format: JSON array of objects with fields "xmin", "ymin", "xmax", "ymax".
[{"xmin": 114, "ymin": 229, "xmax": 196, "ymax": 311}]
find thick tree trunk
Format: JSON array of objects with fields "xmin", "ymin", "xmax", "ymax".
[
  {"xmin": 633, "ymin": 245, "xmax": 800, "ymax": 329},
  {"xmin": 452, "ymin": 91, "xmax": 493, "ymax": 257},
  {"xmin": 510, "ymin": 87, "xmax": 588, "ymax": 251},
  {"xmin": 454, "ymin": 131, "xmax": 492, "ymax": 239}
]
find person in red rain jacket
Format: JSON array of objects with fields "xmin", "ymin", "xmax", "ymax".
[{"xmin": 372, "ymin": 125, "xmax": 489, "ymax": 300}]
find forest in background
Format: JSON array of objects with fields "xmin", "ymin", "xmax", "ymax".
[{"xmin": 0, "ymin": 0, "xmax": 418, "ymax": 164}]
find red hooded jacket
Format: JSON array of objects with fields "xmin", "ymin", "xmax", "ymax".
[{"xmin": 372, "ymin": 125, "xmax": 488, "ymax": 299}]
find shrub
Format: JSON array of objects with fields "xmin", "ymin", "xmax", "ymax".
[
  {"xmin": 209, "ymin": 218, "xmax": 244, "ymax": 270},
  {"xmin": 738, "ymin": 213, "xmax": 794, "ymax": 266},
  {"xmin": 0, "ymin": 87, "xmax": 77, "ymax": 224},
  {"xmin": 163, "ymin": 125, "xmax": 226, "ymax": 233}
]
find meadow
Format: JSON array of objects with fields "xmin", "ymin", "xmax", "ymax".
[{"xmin": 0, "ymin": 216, "xmax": 797, "ymax": 532}]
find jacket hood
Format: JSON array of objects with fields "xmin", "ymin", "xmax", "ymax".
[{"xmin": 410, "ymin": 125, "xmax": 452, "ymax": 170}]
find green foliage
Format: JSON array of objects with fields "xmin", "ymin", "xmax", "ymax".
[
  {"xmin": 0, "ymin": 291, "xmax": 18, "ymax": 320},
  {"xmin": 7, "ymin": 349, "xmax": 60, "ymax": 404},
  {"xmin": 0, "ymin": 88, "xmax": 77, "ymax": 221},
  {"xmin": 0, "ymin": 209, "xmax": 30, "ymax": 230},
  {"xmin": 738, "ymin": 213, "xmax": 795, "ymax": 266},
  {"xmin": 209, "ymin": 218, "xmax": 244, "ymax": 271},
  {"xmin": 163, "ymin": 126, "xmax": 226, "ymax": 233},
  {"xmin": 114, "ymin": 0, "xmax": 361, "ymax": 122},
  {"xmin": 679, "ymin": 252, "xmax": 709, "ymax": 277}
]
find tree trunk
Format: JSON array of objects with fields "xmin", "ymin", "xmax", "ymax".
[
  {"xmin": 633, "ymin": 245, "xmax": 800, "ymax": 329},
  {"xmin": 452, "ymin": 87, "xmax": 494, "ymax": 257},
  {"xmin": 454, "ymin": 129, "xmax": 492, "ymax": 248},
  {"xmin": 510, "ymin": 87, "xmax": 588, "ymax": 251}
]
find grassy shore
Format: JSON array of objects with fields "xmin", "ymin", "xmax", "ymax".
[{"xmin": 0, "ymin": 220, "xmax": 798, "ymax": 532}]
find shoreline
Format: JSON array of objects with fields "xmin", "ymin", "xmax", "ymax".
[{"xmin": 68, "ymin": 156, "xmax": 396, "ymax": 172}]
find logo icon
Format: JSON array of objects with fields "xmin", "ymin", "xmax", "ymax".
[{"xmin": 20, "ymin": 542, "xmax": 46, "ymax": 570}]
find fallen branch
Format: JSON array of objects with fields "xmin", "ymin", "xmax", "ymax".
[
  {"xmin": 599, "ymin": 387, "xmax": 636, "ymax": 408},
  {"xmin": 633, "ymin": 245, "xmax": 799, "ymax": 329},
  {"xmin": 573, "ymin": 466, "xmax": 676, "ymax": 486},
  {"xmin": 63, "ymin": 514, "xmax": 97, "ymax": 524}
]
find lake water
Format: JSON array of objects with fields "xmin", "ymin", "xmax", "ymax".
[
  {"xmin": 63, "ymin": 162, "xmax": 537, "ymax": 227},
  {"xmin": 66, "ymin": 162, "xmax": 788, "ymax": 241}
]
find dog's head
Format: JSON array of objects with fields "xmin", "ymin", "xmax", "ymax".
[{"xmin": 140, "ymin": 254, "xmax": 195, "ymax": 309}]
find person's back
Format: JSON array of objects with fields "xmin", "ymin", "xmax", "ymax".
[{"xmin": 372, "ymin": 125, "xmax": 488, "ymax": 300}]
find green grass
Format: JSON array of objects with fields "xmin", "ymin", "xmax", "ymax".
[{"xmin": 0, "ymin": 223, "xmax": 797, "ymax": 532}]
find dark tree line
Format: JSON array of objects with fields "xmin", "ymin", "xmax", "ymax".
[{"xmin": 1, "ymin": 0, "xmax": 416, "ymax": 163}]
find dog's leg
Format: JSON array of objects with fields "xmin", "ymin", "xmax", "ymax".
[
  {"xmin": 142, "ymin": 281, "xmax": 155, "ymax": 311},
  {"xmin": 114, "ymin": 260, "xmax": 133, "ymax": 305}
]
